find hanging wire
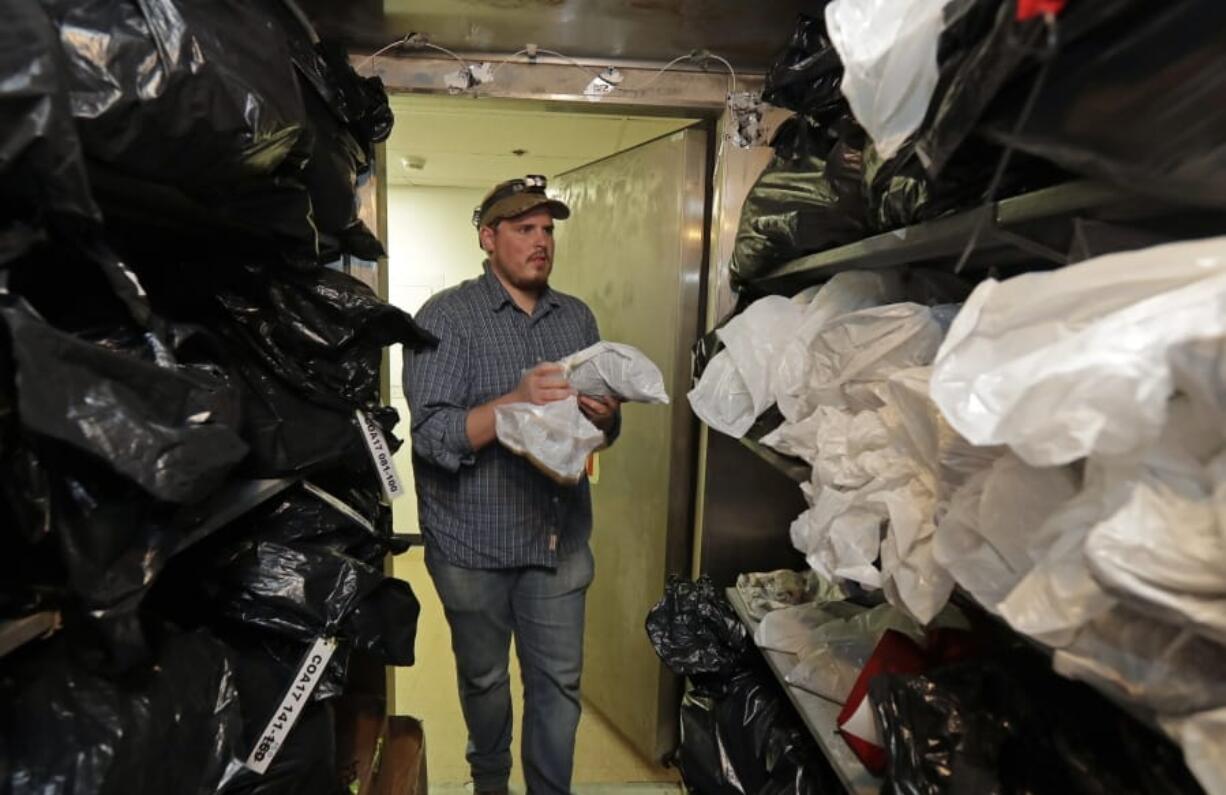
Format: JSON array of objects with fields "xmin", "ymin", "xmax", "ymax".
[
  {"xmin": 357, "ymin": 35, "xmax": 472, "ymax": 78},
  {"xmin": 358, "ymin": 37, "xmax": 737, "ymax": 98},
  {"xmin": 628, "ymin": 51, "xmax": 737, "ymax": 97},
  {"xmin": 954, "ymin": 13, "xmax": 1061, "ymax": 273},
  {"xmin": 632, "ymin": 54, "xmax": 692, "ymax": 93},
  {"xmin": 419, "ymin": 41, "xmax": 472, "ymax": 74},
  {"xmin": 534, "ymin": 49, "xmax": 608, "ymax": 82},
  {"xmin": 706, "ymin": 52, "xmax": 738, "ymax": 95},
  {"xmin": 357, "ymin": 34, "xmax": 410, "ymax": 73},
  {"xmin": 486, "ymin": 49, "xmax": 533, "ymax": 83}
]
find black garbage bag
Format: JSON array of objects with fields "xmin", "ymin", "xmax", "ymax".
[
  {"xmin": 729, "ymin": 116, "xmax": 866, "ymax": 287},
  {"xmin": 35, "ymin": 456, "xmax": 310, "ymax": 670},
  {"xmin": 0, "ymin": 0, "xmax": 101, "ymax": 266},
  {"xmin": 678, "ymin": 686, "xmax": 754, "ymax": 795},
  {"xmin": 870, "ymin": 658, "xmax": 1205, "ymax": 795},
  {"xmin": 0, "ymin": 334, "xmax": 51, "ymax": 557},
  {"xmin": 0, "ymin": 627, "xmax": 246, "ymax": 795},
  {"xmin": 42, "ymin": 0, "xmax": 308, "ymax": 188},
  {"xmin": 909, "ymin": 0, "xmax": 1047, "ymax": 179},
  {"xmin": 204, "ymin": 540, "xmax": 419, "ymax": 666},
  {"xmin": 0, "ymin": 294, "xmax": 247, "ymax": 504},
  {"xmin": 219, "ymin": 638, "xmax": 342, "ymax": 795},
  {"xmin": 229, "ymin": 482, "xmax": 406, "ymax": 566},
  {"xmin": 233, "ymin": 356, "xmax": 403, "ymax": 478},
  {"xmin": 120, "ymin": 259, "xmax": 415, "ymax": 476},
  {"xmin": 646, "ymin": 575, "xmax": 750, "ymax": 683},
  {"xmin": 35, "ymin": 0, "xmax": 393, "ymax": 268},
  {"xmin": 984, "ymin": 0, "xmax": 1226, "ymax": 208},
  {"xmin": 677, "ymin": 668, "xmax": 843, "ymax": 795},
  {"xmin": 87, "ymin": 161, "xmax": 325, "ymax": 271},
  {"xmin": 761, "ymin": 11, "xmax": 844, "ymax": 121},
  {"xmin": 863, "ymin": 135, "xmax": 1066, "ymax": 233},
  {"xmin": 270, "ymin": 0, "xmax": 393, "ymax": 256},
  {"xmin": 212, "ymin": 266, "xmax": 435, "ymax": 411},
  {"xmin": 236, "ymin": 365, "xmax": 402, "ymax": 478}
]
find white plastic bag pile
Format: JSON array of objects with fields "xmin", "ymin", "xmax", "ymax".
[
  {"xmin": 691, "ymin": 238, "xmax": 1226, "ymax": 792},
  {"xmin": 928, "ymin": 236, "xmax": 1226, "ymax": 793},
  {"xmin": 785, "ymin": 308, "xmax": 964, "ymax": 625},
  {"xmin": 688, "ymin": 272, "xmax": 906, "ymax": 440},
  {"xmin": 687, "ymin": 295, "xmax": 806, "ymax": 437},
  {"xmin": 496, "ymin": 341, "xmax": 668, "ymax": 482}
]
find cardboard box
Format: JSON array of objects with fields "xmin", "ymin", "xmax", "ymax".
[
  {"xmin": 372, "ymin": 716, "xmax": 427, "ymax": 795},
  {"xmin": 335, "ymin": 694, "xmax": 389, "ymax": 795}
]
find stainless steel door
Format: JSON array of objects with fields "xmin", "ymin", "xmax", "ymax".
[{"xmin": 549, "ymin": 127, "xmax": 708, "ymax": 760}]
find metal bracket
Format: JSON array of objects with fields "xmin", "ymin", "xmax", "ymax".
[{"xmin": 987, "ymin": 225, "xmax": 1070, "ymax": 265}]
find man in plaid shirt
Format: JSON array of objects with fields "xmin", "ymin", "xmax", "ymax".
[{"xmin": 404, "ymin": 175, "xmax": 620, "ymax": 795}]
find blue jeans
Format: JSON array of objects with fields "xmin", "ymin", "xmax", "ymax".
[{"xmin": 425, "ymin": 544, "xmax": 594, "ymax": 795}]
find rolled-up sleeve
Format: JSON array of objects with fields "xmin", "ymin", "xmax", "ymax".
[
  {"xmin": 404, "ymin": 303, "xmax": 476, "ymax": 472},
  {"xmin": 581, "ymin": 307, "xmax": 622, "ymax": 447}
]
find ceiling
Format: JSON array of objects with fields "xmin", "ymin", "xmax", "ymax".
[
  {"xmin": 384, "ymin": 94, "xmax": 697, "ymax": 189},
  {"xmin": 298, "ymin": 0, "xmax": 813, "ymax": 70}
]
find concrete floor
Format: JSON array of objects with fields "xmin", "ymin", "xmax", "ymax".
[{"xmin": 391, "ymin": 548, "xmax": 680, "ymax": 790}]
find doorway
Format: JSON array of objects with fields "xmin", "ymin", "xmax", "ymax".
[{"xmin": 383, "ymin": 94, "xmax": 706, "ymax": 789}]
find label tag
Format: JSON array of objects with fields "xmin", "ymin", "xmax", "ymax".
[
  {"xmin": 355, "ymin": 410, "xmax": 405, "ymax": 501},
  {"xmin": 245, "ymin": 636, "xmax": 339, "ymax": 775},
  {"xmin": 302, "ymin": 481, "xmax": 376, "ymax": 535}
]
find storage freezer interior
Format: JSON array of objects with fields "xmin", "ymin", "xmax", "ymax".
[{"xmin": 4, "ymin": 1, "xmax": 1226, "ymax": 794}]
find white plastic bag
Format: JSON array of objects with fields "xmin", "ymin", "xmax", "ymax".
[
  {"xmin": 1171, "ymin": 337, "xmax": 1226, "ymax": 429},
  {"xmin": 791, "ymin": 486, "xmax": 888, "ymax": 589},
  {"xmin": 876, "ymin": 483, "xmax": 951, "ymax": 625},
  {"xmin": 786, "ymin": 637, "xmax": 876, "ymax": 703},
  {"xmin": 884, "ymin": 366, "xmax": 1001, "ymax": 504},
  {"xmin": 1055, "ymin": 606, "xmax": 1226, "ymax": 716},
  {"xmin": 561, "ymin": 342, "xmax": 669, "ymax": 404},
  {"xmin": 495, "ymin": 397, "xmax": 604, "ymax": 483},
  {"xmin": 1085, "ymin": 448, "xmax": 1226, "ymax": 645},
  {"xmin": 719, "ymin": 295, "xmax": 804, "ymax": 414},
  {"xmin": 686, "ymin": 350, "xmax": 755, "ymax": 438},
  {"xmin": 997, "ymin": 459, "xmax": 1132, "ymax": 647},
  {"xmin": 760, "ymin": 409, "xmax": 822, "ymax": 464},
  {"xmin": 736, "ymin": 569, "xmax": 844, "ymax": 620},
  {"xmin": 931, "ymin": 236, "xmax": 1226, "ymax": 467},
  {"xmin": 790, "ymin": 303, "xmax": 949, "ymax": 419},
  {"xmin": 812, "ymin": 406, "xmax": 907, "ymax": 490},
  {"xmin": 687, "ymin": 295, "xmax": 802, "ymax": 437},
  {"xmin": 1162, "ymin": 709, "xmax": 1226, "ymax": 795},
  {"xmin": 776, "ymin": 271, "xmax": 904, "ymax": 423},
  {"xmin": 934, "ymin": 454, "xmax": 1080, "ymax": 614},
  {"xmin": 826, "ymin": 0, "xmax": 951, "ymax": 160},
  {"xmin": 753, "ymin": 601, "xmax": 864, "ymax": 655}
]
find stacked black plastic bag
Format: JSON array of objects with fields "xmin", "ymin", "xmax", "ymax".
[
  {"xmin": 734, "ymin": 0, "xmax": 1226, "ymax": 289},
  {"xmin": 0, "ymin": 1, "xmax": 433, "ymax": 792},
  {"xmin": 646, "ymin": 577, "xmax": 845, "ymax": 795}
]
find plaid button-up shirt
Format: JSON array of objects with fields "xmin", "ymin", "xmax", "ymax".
[{"xmin": 403, "ymin": 264, "xmax": 620, "ymax": 569}]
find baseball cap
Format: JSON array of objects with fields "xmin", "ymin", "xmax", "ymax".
[{"xmin": 472, "ymin": 175, "xmax": 571, "ymax": 228}]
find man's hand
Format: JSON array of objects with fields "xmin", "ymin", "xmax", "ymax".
[
  {"xmin": 578, "ymin": 394, "xmax": 621, "ymax": 432},
  {"xmin": 513, "ymin": 363, "xmax": 575, "ymax": 405}
]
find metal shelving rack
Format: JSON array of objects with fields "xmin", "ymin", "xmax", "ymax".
[
  {"xmin": 725, "ymin": 588, "xmax": 880, "ymax": 795},
  {"xmin": 714, "ymin": 177, "xmax": 1226, "ymax": 791},
  {"xmin": 0, "ymin": 612, "xmax": 60, "ymax": 659},
  {"xmin": 739, "ymin": 435, "xmax": 810, "ymax": 484},
  {"xmin": 750, "ymin": 179, "xmax": 1223, "ymax": 294}
]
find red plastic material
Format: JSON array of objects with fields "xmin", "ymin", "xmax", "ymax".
[{"xmin": 1017, "ymin": 0, "xmax": 1067, "ymax": 21}]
